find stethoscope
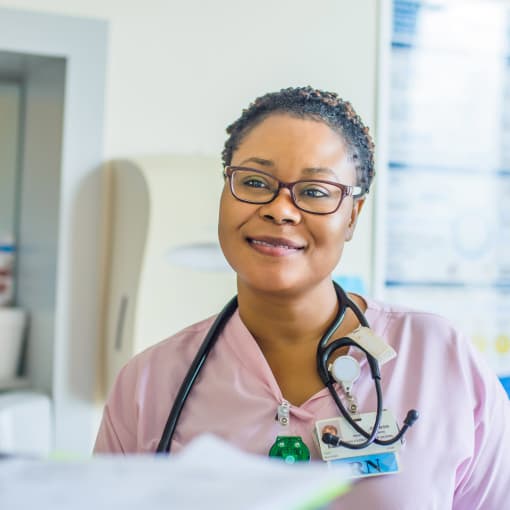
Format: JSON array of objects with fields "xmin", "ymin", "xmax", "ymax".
[{"xmin": 156, "ymin": 282, "xmax": 418, "ymax": 454}]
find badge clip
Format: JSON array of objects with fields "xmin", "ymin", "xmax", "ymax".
[{"xmin": 348, "ymin": 326, "xmax": 396, "ymax": 366}]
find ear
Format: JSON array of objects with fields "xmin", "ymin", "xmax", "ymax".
[{"xmin": 344, "ymin": 197, "xmax": 366, "ymax": 241}]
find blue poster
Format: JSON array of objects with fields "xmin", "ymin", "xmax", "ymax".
[{"xmin": 385, "ymin": 1, "xmax": 510, "ymax": 396}]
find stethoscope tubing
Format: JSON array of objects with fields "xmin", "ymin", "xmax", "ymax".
[
  {"xmin": 156, "ymin": 296, "xmax": 238, "ymax": 453},
  {"xmin": 157, "ymin": 282, "xmax": 417, "ymax": 454},
  {"xmin": 320, "ymin": 335, "xmax": 384, "ymax": 449},
  {"xmin": 320, "ymin": 286, "xmax": 418, "ymax": 447}
]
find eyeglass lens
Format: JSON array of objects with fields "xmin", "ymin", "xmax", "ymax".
[{"xmin": 230, "ymin": 169, "xmax": 344, "ymax": 214}]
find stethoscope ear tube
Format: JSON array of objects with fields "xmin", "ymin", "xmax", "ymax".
[{"xmin": 156, "ymin": 296, "xmax": 239, "ymax": 454}]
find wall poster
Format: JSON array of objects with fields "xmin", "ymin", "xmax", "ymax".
[{"xmin": 384, "ymin": 0, "xmax": 510, "ymax": 395}]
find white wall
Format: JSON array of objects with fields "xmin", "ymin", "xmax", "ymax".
[
  {"xmin": 0, "ymin": 0, "xmax": 379, "ymax": 288},
  {"xmin": 0, "ymin": 1, "xmax": 381, "ymax": 453},
  {"xmin": 0, "ymin": 1, "xmax": 377, "ymax": 153},
  {"xmin": 0, "ymin": 9, "xmax": 107, "ymax": 454}
]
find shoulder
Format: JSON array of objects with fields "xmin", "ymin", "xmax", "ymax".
[
  {"xmin": 362, "ymin": 296, "xmax": 463, "ymax": 349},
  {"xmin": 362, "ymin": 296, "xmax": 507, "ymax": 403},
  {"xmin": 361, "ymin": 299, "xmax": 510, "ymax": 506},
  {"xmin": 361, "ymin": 296, "xmax": 484, "ymax": 391},
  {"xmin": 96, "ymin": 315, "xmax": 220, "ymax": 453},
  {"xmin": 138, "ymin": 315, "xmax": 218, "ymax": 363},
  {"xmin": 110, "ymin": 314, "xmax": 219, "ymax": 396}
]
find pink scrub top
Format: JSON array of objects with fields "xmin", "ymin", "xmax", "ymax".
[{"xmin": 94, "ymin": 297, "xmax": 510, "ymax": 509}]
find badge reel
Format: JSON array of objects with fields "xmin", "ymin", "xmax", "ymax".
[
  {"xmin": 330, "ymin": 355, "xmax": 361, "ymax": 416},
  {"xmin": 268, "ymin": 400, "xmax": 310, "ymax": 463},
  {"xmin": 314, "ymin": 354, "xmax": 403, "ymax": 478}
]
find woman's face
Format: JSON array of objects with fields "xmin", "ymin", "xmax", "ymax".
[{"xmin": 218, "ymin": 113, "xmax": 364, "ymax": 296}]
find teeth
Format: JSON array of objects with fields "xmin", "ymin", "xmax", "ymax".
[{"xmin": 251, "ymin": 239, "xmax": 295, "ymax": 249}]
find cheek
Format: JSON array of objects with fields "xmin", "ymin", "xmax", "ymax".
[
  {"xmin": 218, "ymin": 189, "xmax": 249, "ymax": 253},
  {"xmin": 310, "ymin": 212, "xmax": 351, "ymax": 246},
  {"xmin": 218, "ymin": 191, "xmax": 232, "ymax": 248}
]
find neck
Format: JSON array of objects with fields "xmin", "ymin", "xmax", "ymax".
[
  {"xmin": 237, "ymin": 280, "xmax": 344, "ymax": 353},
  {"xmin": 236, "ymin": 279, "xmax": 367, "ymax": 407}
]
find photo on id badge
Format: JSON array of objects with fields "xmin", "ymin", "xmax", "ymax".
[{"xmin": 321, "ymin": 423, "xmax": 339, "ymax": 449}]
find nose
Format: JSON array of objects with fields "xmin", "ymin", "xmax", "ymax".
[{"xmin": 258, "ymin": 188, "xmax": 301, "ymax": 225}]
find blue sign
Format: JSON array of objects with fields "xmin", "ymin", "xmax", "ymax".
[
  {"xmin": 330, "ymin": 452, "xmax": 399, "ymax": 478},
  {"xmin": 499, "ymin": 376, "xmax": 510, "ymax": 398}
]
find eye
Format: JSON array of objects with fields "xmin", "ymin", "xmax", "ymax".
[
  {"xmin": 299, "ymin": 184, "xmax": 331, "ymax": 199},
  {"xmin": 241, "ymin": 176, "xmax": 271, "ymax": 189}
]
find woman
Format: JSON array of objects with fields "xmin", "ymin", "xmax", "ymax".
[{"xmin": 95, "ymin": 87, "xmax": 510, "ymax": 508}]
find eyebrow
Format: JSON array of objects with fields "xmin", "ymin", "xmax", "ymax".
[
  {"xmin": 239, "ymin": 157, "xmax": 274, "ymax": 167},
  {"xmin": 301, "ymin": 166, "xmax": 337, "ymax": 178},
  {"xmin": 238, "ymin": 157, "xmax": 337, "ymax": 178}
]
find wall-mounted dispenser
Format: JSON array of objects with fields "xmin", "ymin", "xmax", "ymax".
[{"xmin": 102, "ymin": 156, "xmax": 237, "ymax": 394}]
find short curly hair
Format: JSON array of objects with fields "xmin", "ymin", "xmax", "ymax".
[{"xmin": 222, "ymin": 86, "xmax": 375, "ymax": 195}]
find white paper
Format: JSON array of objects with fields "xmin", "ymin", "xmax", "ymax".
[{"xmin": 0, "ymin": 435, "xmax": 349, "ymax": 510}]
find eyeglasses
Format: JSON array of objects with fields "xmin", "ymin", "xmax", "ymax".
[{"xmin": 223, "ymin": 166, "xmax": 363, "ymax": 215}]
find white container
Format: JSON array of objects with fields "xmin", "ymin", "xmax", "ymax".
[
  {"xmin": 0, "ymin": 391, "xmax": 52, "ymax": 455},
  {"xmin": 0, "ymin": 308, "xmax": 27, "ymax": 380}
]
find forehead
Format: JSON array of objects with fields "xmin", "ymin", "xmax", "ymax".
[{"xmin": 232, "ymin": 114, "xmax": 351, "ymax": 174}]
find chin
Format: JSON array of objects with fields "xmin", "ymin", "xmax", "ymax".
[{"xmin": 238, "ymin": 271, "xmax": 323, "ymax": 298}]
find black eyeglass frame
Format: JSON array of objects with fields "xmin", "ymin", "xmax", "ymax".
[{"xmin": 223, "ymin": 165, "xmax": 363, "ymax": 215}]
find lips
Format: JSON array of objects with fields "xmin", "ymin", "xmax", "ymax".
[{"xmin": 246, "ymin": 236, "xmax": 305, "ymax": 256}]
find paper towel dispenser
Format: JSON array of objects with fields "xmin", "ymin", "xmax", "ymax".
[{"xmin": 101, "ymin": 155, "xmax": 236, "ymax": 394}]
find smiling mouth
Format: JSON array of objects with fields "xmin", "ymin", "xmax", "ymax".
[{"xmin": 246, "ymin": 237, "xmax": 305, "ymax": 253}]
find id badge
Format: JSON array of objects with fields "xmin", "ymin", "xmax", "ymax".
[{"xmin": 314, "ymin": 409, "xmax": 402, "ymax": 461}]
